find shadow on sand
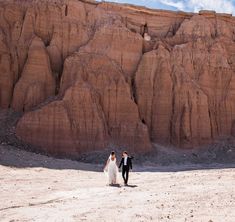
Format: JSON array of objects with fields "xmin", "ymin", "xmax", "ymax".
[
  {"xmin": 109, "ymin": 184, "xmax": 121, "ymax": 188},
  {"xmin": 108, "ymin": 184, "xmax": 138, "ymax": 188},
  {"xmin": 126, "ymin": 185, "xmax": 138, "ymax": 188},
  {"xmin": 1, "ymin": 145, "xmax": 235, "ymax": 173}
]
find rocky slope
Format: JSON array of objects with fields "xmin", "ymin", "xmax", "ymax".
[{"xmin": 1, "ymin": 0, "xmax": 235, "ymax": 157}]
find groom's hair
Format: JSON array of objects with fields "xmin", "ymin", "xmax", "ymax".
[{"xmin": 123, "ymin": 151, "xmax": 128, "ymax": 155}]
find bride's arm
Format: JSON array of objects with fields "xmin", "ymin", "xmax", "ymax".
[{"xmin": 104, "ymin": 159, "xmax": 110, "ymax": 170}]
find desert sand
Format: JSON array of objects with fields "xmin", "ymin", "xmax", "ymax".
[{"xmin": 1, "ymin": 145, "xmax": 235, "ymax": 222}]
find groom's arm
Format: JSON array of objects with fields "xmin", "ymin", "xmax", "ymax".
[
  {"xmin": 119, "ymin": 158, "xmax": 123, "ymax": 168},
  {"xmin": 129, "ymin": 158, "xmax": 132, "ymax": 170}
]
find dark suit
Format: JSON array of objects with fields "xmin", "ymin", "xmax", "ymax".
[{"xmin": 119, "ymin": 157, "xmax": 132, "ymax": 184}]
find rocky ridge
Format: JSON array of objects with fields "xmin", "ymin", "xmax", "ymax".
[{"xmin": 1, "ymin": 0, "xmax": 235, "ymax": 157}]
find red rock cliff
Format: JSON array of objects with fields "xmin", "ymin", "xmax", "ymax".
[{"xmin": 1, "ymin": 0, "xmax": 235, "ymax": 157}]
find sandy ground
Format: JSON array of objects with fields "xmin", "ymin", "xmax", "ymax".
[{"xmin": 1, "ymin": 145, "xmax": 235, "ymax": 222}]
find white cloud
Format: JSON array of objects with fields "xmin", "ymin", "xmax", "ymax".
[
  {"xmin": 98, "ymin": 0, "xmax": 235, "ymax": 14},
  {"xmin": 158, "ymin": 0, "xmax": 235, "ymax": 14},
  {"xmin": 159, "ymin": 0, "xmax": 185, "ymax": 10},
  {"xmin": 188, "ymin": 0, "xmax": 235, "ymax": 14}
]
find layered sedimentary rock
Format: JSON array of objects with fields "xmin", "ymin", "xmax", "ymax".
[
  {"xmin": 0, "ymin": 29, "xmax": 13, "ymax": 108},
  {"xmin": 60, "ymin": 52, "xmax": 151, "ymax": 152},
  {"xmin": 135, "ymin": 46, "xmax": 173, "ymax": 145},
  {"xmin": 80, "ymin": 24, "xmax": 143, "ymax": 78},
  {"xmin": 135, "ymin": 15, "xmax": 235, "ymax": 147},
  {"xmin": 12, "ymin": 37, "xmax": 55, "ymax": 112},
  {"xmin": 16, "ymin": 81, "xmax": 107, "ymax": 156},
  {"xmin": 1, "ymin": 0, "xmax": 235, "ymax": 157},
  {"xmin": 17, "ymin": 52, "xmax": 151, "ymax": 155}
]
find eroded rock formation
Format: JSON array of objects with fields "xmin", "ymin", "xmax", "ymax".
[
  {"xmin": 1, "ymin": 0, "xmax": 235, "ymax": 157},
  {"xmin": 12, "ymin": 36, "xmax": 55, "ymax": 112}
]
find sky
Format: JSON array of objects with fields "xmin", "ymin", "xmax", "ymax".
[{"xmin": 97, "ymin": 0, "xmax": 235, "ymax": 14}]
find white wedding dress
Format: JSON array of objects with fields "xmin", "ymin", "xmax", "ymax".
[{"xmin": 105, "ymin": 156, "xmax": 118, "ymax": 184}]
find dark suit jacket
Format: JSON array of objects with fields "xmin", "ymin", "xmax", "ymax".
[{"xmin": 119, "ymin": 157, "xmax": 132, "ymax": 170}]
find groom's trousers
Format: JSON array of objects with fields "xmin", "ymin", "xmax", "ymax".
[{"xmin": 122, "ymin": 166, "xmax": 129, "ymax": 184}]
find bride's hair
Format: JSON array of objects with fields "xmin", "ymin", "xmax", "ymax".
[{"xmin": 111, "ymin": 151, "xmax": 115, "ymax": 156}]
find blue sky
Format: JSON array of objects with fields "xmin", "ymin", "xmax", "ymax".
[{"xmin": 97, "ymin": 0, "xmax": 235, "ymax": 14}]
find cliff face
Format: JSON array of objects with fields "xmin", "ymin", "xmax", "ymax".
[{"xmin": 1, "ymin": 0, "xmax": 235, "ymax": 157}]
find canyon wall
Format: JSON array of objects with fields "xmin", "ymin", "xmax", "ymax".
[{"xmin": 1, "ymin": 0, "xmax": 235, "ymax": 157}]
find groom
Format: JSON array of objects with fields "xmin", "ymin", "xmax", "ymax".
[{"xmin": 119, "ymin": 151, "xmax": 132, "ymax": 185}]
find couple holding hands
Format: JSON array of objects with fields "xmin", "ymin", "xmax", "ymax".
[{"xmin": 104, "ymin": 151, "xmax": 133, "ymax": 186}]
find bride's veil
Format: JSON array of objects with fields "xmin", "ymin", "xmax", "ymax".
[{"xmin": 103, "ymin": 155, "xmax": 112, "ymax": 176}]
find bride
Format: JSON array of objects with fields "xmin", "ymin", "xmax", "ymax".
[{"xmin": 104, "ymin": 151, "xmax": 119, "ymax": 185}]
